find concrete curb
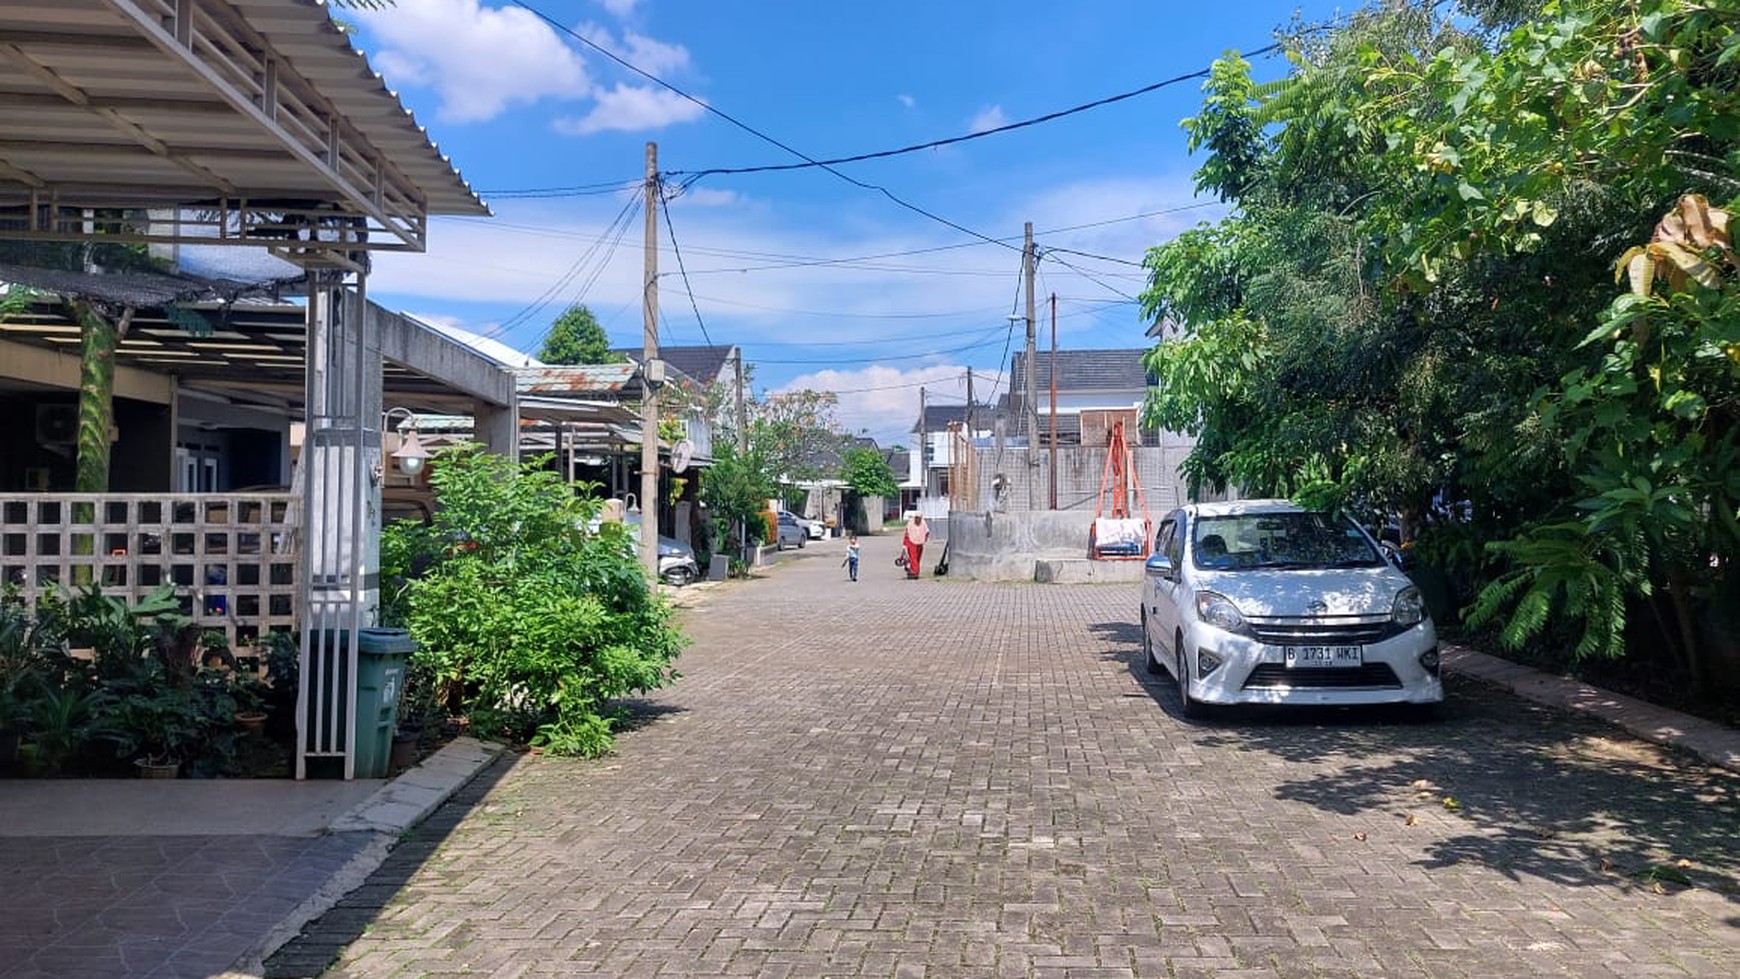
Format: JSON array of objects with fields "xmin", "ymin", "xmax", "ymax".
[
  {"xmin": 1442, "ymin": 644, "xmax": 1740, "ymax": 773},
  {"xmin": 218, "ymin": 736, "xmax": 505, "ymax": 978}
]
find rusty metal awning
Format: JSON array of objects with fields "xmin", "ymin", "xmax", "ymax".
[{"xmin": 0, "ymin": 0, "xmax": 488, "ymax": 265}]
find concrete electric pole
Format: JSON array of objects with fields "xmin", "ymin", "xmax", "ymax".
[
  {"xmin": 640, "ymin": 141, "xmax": 660, "ymax": 580},
  {"xmin": 1023, "ymin": 221, "xmax": 1038, "ymax": 506}
]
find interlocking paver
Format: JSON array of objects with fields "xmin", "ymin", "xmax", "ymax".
[{"xmin": 277, "ymin": 533, "xmax": 1740, "ymax": 977}]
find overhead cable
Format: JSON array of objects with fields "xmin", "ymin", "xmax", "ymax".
[
  {"xmin": 656, "ymin": 180, "xmax": 716, "ymax": 347},
  {"xmin": 666, "ymin": 45, "xmax": 1279, "ymax": 180},
  {"xmin": 507, "ymin": 0, "xmax": 1016, "ymax": 251}
]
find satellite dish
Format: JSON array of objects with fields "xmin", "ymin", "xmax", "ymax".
[{"xmin": 670, "ymin": 438, "xmax": 695, "ymax": 474}]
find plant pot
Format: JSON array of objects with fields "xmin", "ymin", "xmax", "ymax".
[
  {"xmin": 234, "ymin": 711, "xmax": 268, "ymax": 735},
  {"xmin": 135, "ymin": 758, "xmax": 180, "ymax": 779}
]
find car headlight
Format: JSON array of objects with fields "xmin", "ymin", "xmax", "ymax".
[
  {"xmin": 1194, "ymin": 591, "xmax": 1251, "ymax": 636},
  {"xmin": 1392, "ymin": 586, "xmax": 1425, "ymax": 625}
]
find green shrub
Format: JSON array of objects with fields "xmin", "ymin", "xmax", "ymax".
[{"xmin": 381, "ymin": 447, "xmax": 685, "ymax": 756}]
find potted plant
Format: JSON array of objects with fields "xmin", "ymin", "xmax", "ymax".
[
  {"xmin": 20, "ymin": 681, "xmax": 102, "ymax": 777},
  {"xmin": 97, "ymin": 687, "xmax": 201, "ymax": 778}
]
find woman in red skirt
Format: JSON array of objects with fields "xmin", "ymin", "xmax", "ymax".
[{"xmin": 902, "ymin": 512, "xmax": 930, "ymax": 579}]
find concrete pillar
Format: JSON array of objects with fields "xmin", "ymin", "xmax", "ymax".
[
  {"xmin": 474, "ymin": 396, "xmax": 519, "ymax": 459},
  {"xmin": 296, "ymin": 275, "xmax": 383, "ymax": 780}
]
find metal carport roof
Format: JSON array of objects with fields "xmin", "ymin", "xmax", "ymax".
[{"xmin": 0, "ymin": 0, "xmax": 487, "ymax": 266}]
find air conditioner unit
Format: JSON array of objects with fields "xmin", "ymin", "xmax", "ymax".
[{"xmin": 35, "ymin": 404, "xmax": 77, "ymax": 446}]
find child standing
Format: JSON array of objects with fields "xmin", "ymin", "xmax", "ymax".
[{"xmin": 844, "ymin": 534, "xmax": 861, "ymax": 581}]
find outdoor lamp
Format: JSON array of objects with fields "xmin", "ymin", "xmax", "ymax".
[
  {"xmin": 382, "ymin": 406, "xmax": 429, "ymax": 477},
  {"xmin": 391, "ymin": 427, "xmax": 428, "ymax": 476}
]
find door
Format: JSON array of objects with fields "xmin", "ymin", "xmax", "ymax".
[{"xmin": 1148, "ymin": 511, "xmax": 1187, "ymax": 661}]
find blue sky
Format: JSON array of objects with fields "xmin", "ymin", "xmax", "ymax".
[{"xmin": 346, "ymin": 0, "xmax": 1341, "ymax": 446}]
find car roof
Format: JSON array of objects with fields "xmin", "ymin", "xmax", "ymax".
[{"xmin": 1184, "ymin": 499, "xmax": 1305, "ymax": 518}]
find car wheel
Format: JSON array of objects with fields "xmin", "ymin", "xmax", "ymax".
[
  {"xmin": 1177, "ymin": 644, "xmax": 1204, "ymax": 719},
  {"xmin": 798, "ymin": 537, "xmax": 805, "ymax": 549},
  {"xmin": 1141, "ymin": 610, "xmax": 1162, "ymax": 675}
]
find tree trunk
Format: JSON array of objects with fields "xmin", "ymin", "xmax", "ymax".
[
  {"xmin": 71, "ymin": 302, "xmax": 130, "ymax": 493},
  {"xmin": 1666, "ymin": 570, "xmax": 1706, "ymax": 700}
]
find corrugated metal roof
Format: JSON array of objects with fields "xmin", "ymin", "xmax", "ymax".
[
  {"xmin": 0, "ymin": 0, "xmax": 487, "ymax": 257},
  {"xmin": 513, "ymin": 363, "xmax": 639, "ymax": 395}
]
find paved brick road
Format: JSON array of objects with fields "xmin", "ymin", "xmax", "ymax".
[{"xmin": 293, "ymin": 533, "xmax": 1740, "ymax": 978}]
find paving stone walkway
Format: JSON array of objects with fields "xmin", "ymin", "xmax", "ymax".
[
  {"xmin": 0, "ymin": 833, "xmax": 371, "ymax": 979},
  {"xmin": 281, "ymin": 533, "xmax": 1740, "ymax": 978}
]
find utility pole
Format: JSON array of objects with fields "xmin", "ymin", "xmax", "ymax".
[
  {"xmin": 965, "ymin": 368, "xmax": 975, "ymax": 433},
  {"xmin": 733, "ymin": 347, "xmax": 747, "ymax": 454},
  {"xmin": 640, "ymin": 141, "xmax": 660, "ymax": 580},
  {"xmin": 1023, "ymin": 221, "xmax": 1038, "ymax": 507},
  {"xmin": 733, "ymin": 345, "xmax": 747, "ymax": 565},
  {"xmin": 1049, "ymin": 292, "xmax": 1059, "ymax": 510},
  {"xmin": 918, "ymin": 385, "xmax": 927, "ymax": 504}
]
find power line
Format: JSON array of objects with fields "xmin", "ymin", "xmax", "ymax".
[
  {"xmin": 1045, "ymin": 246, "xmax": 1145, "ymax": 268},
  {"xmin": 795, "ymin": 374, "xmax": 965, "ymax": 396},
  {"xmin": 680, "ymin": 293, "xmax": 1005, "ymax": 321},
  {"xmin": 508, "ymin": 0, "xmax": 1016, "ymax": 252},
  {"xmin": 480, "ymin": 179, "xmax": 642, "ymax": 200},
  {"xmin": 478, "ymin": 193, "xmax": 641, "ymax": 342},
  {"xmin": 749, "ymin": 325, "xmax": 1010, "ymax": 365},
  {"xmin": 666, "ymin": 46, "xmax": 1279, "ymax": 181},
  {"xmin": 445, "ymin": 201, "xmax": 1217, "ymax": 279},
  {"xmin": 656, "ymin": 179, "xmax": 715, "ymax": 347},
  {"xmin": 1044, "ymin": 251, "xmax": 1140, "ymax": 303},
  {"xmin": 479, "ymin": 46, "xmax": 1276, "ymax": 197}
]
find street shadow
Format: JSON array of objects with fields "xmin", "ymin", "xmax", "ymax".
[
  {"xmin": 262, "ymin": 754, "xmax": 517, "ymax": 978},
  {"xmin": 612, "ymin": 698, "xmax": 687, "ymax": 734},
  {"xmin": 1087, "ymin": 619, "xmax": 1212, "ymax": 724},
  {"xmin": 1190, "ymin": 677, "xmax": 1740, "ymax": 902},
  {"xmin": 1087, "ymin": 619, "xmax": 1740, "ymax": 901}
]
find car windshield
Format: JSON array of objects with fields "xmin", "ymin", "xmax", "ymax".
[{"xmin": 1192, "ymin": 511, "xmax": 1382, "ymax": 571}]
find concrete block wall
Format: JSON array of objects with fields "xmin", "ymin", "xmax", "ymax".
[{"xmin": 964, "ymin": 443, "xmax": 1199, "ymax": 518}]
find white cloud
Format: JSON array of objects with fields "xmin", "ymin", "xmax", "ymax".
[
  {"xmin": 897, "ymin": 94, "xmax": 916, "ymax": 109},
  {"xmin": 600, "ymin": 0, "xmax": 643, "ymax": 16},
  {"xmin": 553, "ymin": 84, "xmax": 707, "ymax": 134},
  {"xmin": 969, "ymin": 105, "xmax": 1008, "ymax": 133},
  {"xmin": 776, "ymin": 366, "xmax": 971, "ymax": 446},
  {"xmin": 359, "ymin": 0, "xmax": 588, "ymax": 123},
  {"xmin": 580, "ymin": 23, "xmax": 692, "ymax": 76},
  {"xmin": 673, "ymin": 186, "xmax": 741, "ymax": 208}
]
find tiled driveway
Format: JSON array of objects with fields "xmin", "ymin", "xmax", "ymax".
[{"xmin": 286, "ymin": 533, "xmax": 1740, "ymax": 978}]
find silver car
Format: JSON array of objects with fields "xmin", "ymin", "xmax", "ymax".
[
  {"xmin": 1140, "ymin": 500, "xmax": 1442, "ymax": 718},
  {"xmin": 774, "ymin": 511, "xmax": 807, "ymax": 550}
]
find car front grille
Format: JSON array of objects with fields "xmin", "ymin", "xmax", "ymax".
[
  {"xmin": 1241, "ymin": 663, "xmax": 1403, "ymax": 689},
  {"xmin": 1247, "ymin": 618, "xmax": 1406, "ymax": 646}
]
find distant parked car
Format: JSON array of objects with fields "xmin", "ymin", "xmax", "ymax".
[
  {"xmin": 794, "ymin": 513, "xmax": 825, "ymax": 540},
  {"xmin": 1140, "ymin": 500, "xmax": 1441, "ymax": 718},
  {"xmin": 774, "ymin": 511, "xmax": 806, "ymax": 550}
]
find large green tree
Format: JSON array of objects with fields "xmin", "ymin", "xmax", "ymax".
[
  {"xmin": 1142, "ymin": 0, "xmax": 1739, "ymax": 695},
  {"xmin": 538, "ymin": 305, "xmax": 616, "ymax": 365}
]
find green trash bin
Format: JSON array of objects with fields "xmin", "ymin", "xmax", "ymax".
[{"xmin": 352, "ymin": 627, "xmax": 417, "ymax": 778}]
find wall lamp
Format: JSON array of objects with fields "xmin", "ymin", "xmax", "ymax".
[{"xmin": 382, "ymin": 406, "xmax": 429, "ymax": 477}]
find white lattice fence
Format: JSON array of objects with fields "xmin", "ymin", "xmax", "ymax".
[{"xmin": 0, "ymin": 493, "xmax": 298, "ymax": 649}]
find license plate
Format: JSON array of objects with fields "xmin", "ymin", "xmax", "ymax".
[{"xmin": 1284, "ymin": 645, "xmax": 1363, "ymax": 668}]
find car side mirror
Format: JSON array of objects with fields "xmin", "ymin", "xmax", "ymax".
[
  {"xmin": 1378, "ymin": 541, "xmax": 1405, "ymax": 569},
  {"xmin": 1145, "ymin": 553, "xmax": 1174, "ymax": 578}
]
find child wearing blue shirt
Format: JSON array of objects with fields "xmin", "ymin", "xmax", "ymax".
[{"xmin": 843, "ymin": 535, "xmax": 860, "ymax": 581}]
